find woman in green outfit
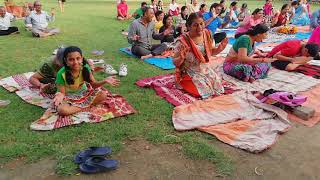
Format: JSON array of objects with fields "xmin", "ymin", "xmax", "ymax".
[
  {"xmin": 53, "ymin": 46, "xmax": 120, "ymax": 116},
  {"xmin": 223, "ymin": 24, "xmax": 276, "ymax": 82},
  {"xmin": 29, "ymin": 47, "xmax": 66, "ymax": 93}
]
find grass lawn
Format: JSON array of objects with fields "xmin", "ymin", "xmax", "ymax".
[{"xmin": 0, "ymin": 0, "xmax": 318, "ymax": 176}]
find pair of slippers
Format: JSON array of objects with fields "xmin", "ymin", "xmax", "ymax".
[{"xmin": 74, "ymin": 147, "xmax": 119, "ymax": 174}]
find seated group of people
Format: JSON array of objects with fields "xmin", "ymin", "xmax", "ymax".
[
  {"xmin": 3, "ymin": 2, "xmax": 319, "ymax": 116},
  {"xmin": 126, "ymin": 2, "xmax": 238, "ymax": 60},
  {"xmin": 0, "ymin": 1, "xmax": 59, "ymax": 37},
  {"xmin": 173, "ymin": 13, "xmax": 319, "ymax": 99}
]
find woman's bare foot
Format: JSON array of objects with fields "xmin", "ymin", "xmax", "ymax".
[
  {"xmin": 141, "ymin": 54, "xmax": 153, "ymax": 60},
  {"xmin": 249, "ymin": 77, "xmax": 256, "ymax": 83},
  {"xmin": 243, "ymin": 76, "xmax": 250, "ymax": 82}
]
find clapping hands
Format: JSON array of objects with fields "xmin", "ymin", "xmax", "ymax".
[{"xmin": 132, "ymin": 34, "xmax": 140, "ymax": 41}]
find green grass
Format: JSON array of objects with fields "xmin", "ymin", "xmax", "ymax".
[{"xmin": 0, "ymin": 0, "xmax": 319, "ymax": 176}]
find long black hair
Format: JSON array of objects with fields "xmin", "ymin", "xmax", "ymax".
[
  {"xmin": 241, "ymin": 3, "xmax": 247, "ymax": 9},
  {"xmin": 63, "ymin": 46, "xmax": 91, "ymax": 85},
  {"xmin": 209, "ymin": 3, "xmax": 220, "ymax": 13},
  {"xmin": 199, "ymin": 3, "xmax": 206, "ymax": 11},
  {"xmin": 281, "ymin": 4, "xmax": 289, "ymax": 11},
  {"xmin": 186, "ymin": 12, "xmax": 202, "ymax": 28},
  {"xmin": 155, "ymin": 10, "xmax": 163, "ymax": 20},
  {"xmin": 252, "ymin": 8, "xmax": 263, "ymax": 15},
  {"xmin": 180, "ymin": 6, "xmax": 188, "ymax": 20},
  {"xmin": 163, "ymin": 14, "xmax": 173, "ymax": 27},
  {"xmin": 246, "ymin": 24, "xmax": 269, "ymax": 36}
]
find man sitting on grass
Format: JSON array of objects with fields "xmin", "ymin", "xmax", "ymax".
[
  {"xmin": 132, "ymin": 2, "xmax": 147, "ymax": 19},
  {"xmin": 25, "ymin": 1, "xmax": 60, "ymax": 38},
  {"xmin": 0, "ymin": 6, "xmax": 19, "ymax": 36},
  {"xmin": 128, "ymin": 7, "xmax": 167, "ymax": 60}
]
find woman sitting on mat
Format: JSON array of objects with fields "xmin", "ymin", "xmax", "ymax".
[
  {"xmin": 29, "ymin": 47, "xmax": 96, "ymax": 94},
  {"xmin": 53, "ymin": 46, "xmax": 120, "ymax": 116},
  {"xmin": 235, "ymin": 8, "xmax": 264, "ymax": 39},
  {"xmin": 154, "ymin": 10, "xmax": 164, "ymax": 33},
  {"xmin": 267, "ymin": 40, "xmax": 319, "ymax": 71},
  {"xmin": 223, "ymin": 24, "xmax": 275, "ymax": 83},
  {"xmin": 272, "ymin": 4, "xmax": 290, "ymax": 27},
  {"xmin": 117, "ymin": 0, "xmax": 131, "ymax": 21},
  {"xmin": 290, "ymin": 0, "xmax": 310, "ymax": 26},
  {"xmin": 158, "ymin": 14, "xmax": 180, "ymax": 43},
  {"xmin": 176, "ymin": 6, "xmax": 188, "ymax": 35},
  {"xmin": 29, "ymin": 47, "xmax": 66, "ymax": 93},
  {"xmin": 173, "ymin": 13, "xmax": 228, "ymax": 98},
  {"xmin": 237, "ymin": 3, "xmax": 250, "ymax": 22}
]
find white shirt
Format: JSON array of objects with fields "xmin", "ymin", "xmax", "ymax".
[
  {"xmin": 0, "ymin": 12, "xmax": 15, "ymax": 30},
  {"xmin": 169, "ymin": 3, "xmax": 179, "ymax": 11},
  {"xmin": 25, "ymin": 10, "xmax": 54, "ymax": 30},
  {"xmin": 187, "ymin": 3, "xmax": 199, "ymax": 13}
]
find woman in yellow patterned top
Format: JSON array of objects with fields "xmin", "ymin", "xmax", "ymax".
[
  {"xmin": 54, "ymin": 46, "xmax": 120, "ymax": 116},
  {"xmin": 154, "ymin": 10, "xmax": 164, "ymax": 33}
]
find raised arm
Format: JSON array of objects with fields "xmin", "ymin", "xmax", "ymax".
[
  {"xmin": 46, "ymin": 11, "xmax": 55, "ymax": 22},
  {"xmin": 204, "ymin": 13, "xmax": 218, "ymax": 27},
  {"xmin": 127, "ymin": 22, "xmax": 138, "ymax": 44},
  {"xmin": 9, "ymin": 13, "xmax": 16, "ymax": 22},
  {"xmin": 211, "ymin": 37, "xmax": 228, "ymax": 55},
  {"xmin": 25, "ymin": 14, "xmax": 32, "ymax": 25},
  {"xmin": 173, "ymin": 42, "xmax": 186, "ymax": 67},
  {"xmin": 152, "ymin": 25, "xmax": 165, "ymax": 40},
  {"xmin": 89, "ymin": 72, "xmax": 120, "ymax": 89}
]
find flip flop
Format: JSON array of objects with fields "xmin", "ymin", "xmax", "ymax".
[
  {"xmin": 79, "ymin": 157, "xmax": 119, "ymax": 174},
  {"xmin": 91, "ymin": 50, "xmax": 105, "ymax": 55},
  {"xmin": 0, "ymin": 100, "xmax": 11, "ymax": 107},
  {"xmin": 74, "ymin": 147, "xmax": 112, "ymax": 164}
]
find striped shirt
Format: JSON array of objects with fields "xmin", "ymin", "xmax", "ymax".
[{"xmin": 25, "ymin": 11, "xmax": 54, "ymax": 30}]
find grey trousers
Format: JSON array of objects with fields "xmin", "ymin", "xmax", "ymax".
[
  {"xmin": 131, "ymin": 44, "xmax": 167, "ymax": 57},
  {"xmin": 32, "ymin": 28, "xmax": 60, "ymax": 37}
]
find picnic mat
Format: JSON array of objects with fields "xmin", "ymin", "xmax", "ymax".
[
  {"xmin": 289, "ymin": 85, "xmax": 320, "ymax": 127},
  {"xmin": 137, "ymin": 74, "xmax": 291, "ymax": 152},
  {"xmin": 217, "ymin": 65, "xmax": 320, "ymax": 93},
  {"xmin": 0, "ymin": 72, "xmax": 136, "ymax": 130},
  {"xmin": 119, "ymin": 47, "xmax": 175, "ymax": 70},
  {"xmin": 217, "ymin": 26, "xmax": 310, "ymax": 46},
  {"xmin": 294, "ymin": 64, "xmax": 320, "ymax": 79},
  {"xmin": 173, "ymin": 91, "xmax": 291, "ymax": 153},
  {"xmin": 136, "ymin": 74, "xmax": 235, "ymax": 106},
  {"xmin": 135, "ymin": 57, "xmax": 235, "ymax": 106}
]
